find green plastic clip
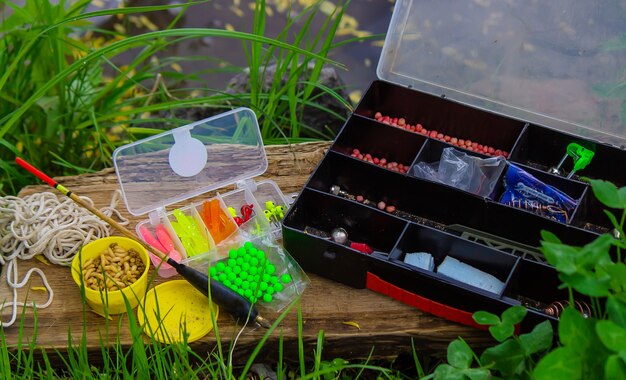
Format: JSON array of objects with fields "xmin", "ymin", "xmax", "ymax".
[
  {"xmin": 549, "ymin": 142, "xmax": 595, "ymax": 179},
  {"xmin": 566, "ymin": 143, "xmax": 594, "ymax": 178}
]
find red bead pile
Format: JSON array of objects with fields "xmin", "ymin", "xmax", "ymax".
[
  {"xmin": 352, "ymin": 194, "xmax": 397, "ymax": 214},
  {"xmin": 349, "ymin": 148, "xmax": 409, "ymax": 173},
  {"xmin": 373, "ymin": 112, "xmax": 509, "ymax": 158}
]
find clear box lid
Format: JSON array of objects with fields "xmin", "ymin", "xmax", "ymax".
[
  {"xmin": 113, "ymin": 108, "xmax": 267, "ymax": 216},
  {"xmin": 378, "ymin": 0, "xmax": 626, "ymax": 146}
]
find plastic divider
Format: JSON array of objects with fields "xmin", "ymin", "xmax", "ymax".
[
  {"xmin": 408, "ymin": 139, "xmax": 505, "ymax": 200},
  {"xmin": 135, "ymin": 212, "xmax": 188, "ymax": 261},
  {"xmin": 495, "ymin": 162, "xmax": 588, "ymax": 225},
  {"xmin": 502, "ymin": 258, "xmax": 591, "ymax": 326},
  {"xmin": 508, "ymin": 124, "xmax": 591, "ymax": 182},
  {"xmin": 503, "ymin": 258, "xmax": 565, "ymax": 304},
  {"xmin": 283, "ymin": 187, "xmax": 408, "ymax": 288},
  {"xmin": 306, "ymin": 150, "xmax": 599, "ymax": 251},
  {"xmin": 252, "ymin": 180, "xmax": 291, "ymax": 234},
  {"xmin": 165, "ymin": 204, "xmax": 214, "ymax": 259},
  {"xmin": 191, "ymin": 206, "xmax": 216, "ymax": 250},
  {"xmin": 576, "ymin": 142, "xmax": 626, "ymax": 188},
  {"xmin": 389, "ymin": 223, "xmax": 518, "ymax": 297},
  {"xmin": 570, "ymin": 188, "xmax": 618, "ymax": 234},
  {"xmin": 157, "ymin": 209, "xmax": 189, "ymax": 260},
  {"xmin": 331, "ymin": 114, "xmax": 427, "ymax": 171},
  {"xmin": 220, "ymin": 187, "xmax": 271, "ymax": 239},
  {"xmin": 284, "ymin": 188, "xmax": 407, "ymax": 254},
  {"xmin": 509, "ymin": 123, "xmax": 626, "ymax": 187},
  {"xmin": 354, "ymin": 80, "xmax": 525, "ymax": 154},
  {"xmin": 195, "ymin": 196, "xmax": 239, "ymax": 246}
]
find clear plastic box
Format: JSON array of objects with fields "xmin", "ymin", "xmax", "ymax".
[
  {"xmin": 113, "ymin": 108, "xmax": 289, "ymax": 276},
  {"xmin": 378, "ymin": 0, "xmax": 626, "ymax": 146}
]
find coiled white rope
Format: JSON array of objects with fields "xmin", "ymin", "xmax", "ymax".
[{"xmin": 0, "ymin": 191, "xmax": 128, "ymax": 327}]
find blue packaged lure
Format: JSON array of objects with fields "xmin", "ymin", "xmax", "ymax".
[{"xmin": 499, "ymin": 164, "xmax": 577, "ymax": 223}]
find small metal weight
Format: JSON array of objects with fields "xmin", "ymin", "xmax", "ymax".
[
  {"xmin": 330, "ymin": 185, "xmax": 348, "ymax": 197},
  {"xmin": 330, "ymin": 228, "xmax": 349, "ymax": 245}
]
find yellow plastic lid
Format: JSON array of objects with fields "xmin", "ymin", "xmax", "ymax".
[{"xmin": 137, "ymin": 280, "xmax": 218, "ymax": 343}]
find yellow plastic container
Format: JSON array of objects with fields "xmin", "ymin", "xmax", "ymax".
[
  {"xmin": 72, "ymin": 236, "xmax": 150, "ymax": 315},
  {"xmin": 137, "ymin": 280, "xmax": 218, "ymax": 343}
]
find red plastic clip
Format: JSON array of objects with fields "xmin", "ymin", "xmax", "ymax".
[
  {"xmin": 241, "ymin": 204, "xmax": 254, "ymax": 222},
  {"xmin": 350, "ymin": 242, "xmax": 374, "ymax": 254}
]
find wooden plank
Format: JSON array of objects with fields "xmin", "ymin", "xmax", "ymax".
[{"xmin": 1, "ymin": 141, "xmax": 492, "ymax": 362}]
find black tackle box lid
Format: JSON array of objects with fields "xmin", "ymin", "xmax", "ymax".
[{"xmin": 378, "ymin": 0, "xmax": 626, "ymax": 146}]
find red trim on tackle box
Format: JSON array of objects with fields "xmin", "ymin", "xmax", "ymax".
[{"xmin": 366, "ymin": 272, "xmax": 488, "ymax": 331}]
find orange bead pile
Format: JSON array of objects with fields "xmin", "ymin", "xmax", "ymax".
[{"xmin": 373, "ymin": 112, "xmax": 509, "ymax": 158}]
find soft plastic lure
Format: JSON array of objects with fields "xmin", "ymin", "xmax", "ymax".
[{"xmin": 171, "ymin": 209, "xmax": 209, "ymax": 256}]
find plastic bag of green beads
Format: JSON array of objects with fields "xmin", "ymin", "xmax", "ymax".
[{"xmin": 188, "ymin": 237, "xmax": 308, "ymax": 312}]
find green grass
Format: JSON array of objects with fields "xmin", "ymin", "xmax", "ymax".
[
  {"xmin": 0, "ymin": 1, "xmax": 401, "ymax": 377},
  {"xmin": 0, "ymin": 0, "xmax": 375, "ymax": 196},
  {"xmin": 0, "ymin": 283, "xmax": 414, "ymax": 379},
  {"xmin": 1, "ymin": 247, "xmax": 418, "ymax": 379}
]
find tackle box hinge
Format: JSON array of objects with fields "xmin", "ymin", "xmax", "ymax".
[
  {"xmin": 149, "ymin": 207, "xmax": 166, "ymax": 226},
  {"xmin": 236, "ymin": 178, "xmax": 257, "ymax": 191}
]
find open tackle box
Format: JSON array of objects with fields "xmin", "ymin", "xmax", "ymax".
[
  {"xmin": 112, "ymin": 108, "xmax": 291, "ymax": 274},
  {"xmin": 283, "ymin": 0, "xmax": 626, "ymax": 331}
]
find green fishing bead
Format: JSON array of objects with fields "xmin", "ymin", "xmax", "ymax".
[
  {"xmin": 281, "ymin": 274, "xmax": 292, "ymax": 284},
  {"xmin": 216, "ymin": 262, "xmax": 226, "ymax": 272},
  {"xmin": 223, "ymin": 279, "xmax": 232, "ymax": 287},
  {"xmin": 274, "ymin": 283, "xmax": 284, "ymax": 292},
  {"xmin": 253, "ymin": 274, "xmax": 260, "ymax": 282},
  {"xmin": 249, "ymin": 257, "xmax": 259, "ymax": 267},
  {"xmin": 241, "ymin": 281, "xmax": 250, "ymax": 290},
  {"xmin": 244, "ymin": 289, "xmax": 253, "ymax": 298},
  {"xmin": 250, "ymin": 282, "xmax": 258, "ymax": 291},
  {"xmin": 237, "ymin": 288, "xmax": 245, "ymax": 296},
  {"xmin": 247, "ymin": 275, "xmax": 254, "ymax": 282},
  {"xmin": 234, "ymin": 277, "xmax": 243, "ymax": 286},
  {"xmin": 229, "ymin": 249, "xmax": 238, "ymax": 259},
  {"xmin": 242, "ymin": 262, "xmax": 250, "ymax": 271},
  {"xmin": 218, "ymin": 273, "xmax": 227, "ymax": 282},
  {"xmin": 240, "ymin": 271, "xmax": 248, "ymax": 279},
  {"xmin": 243, "ymin": 252, "xmax": 251, "ymax": 263},
  {"xmin": 250, "ymin": 296, "xmax": 257, "ymax": 303},
  {"xmin": 244, "ymin": 241, "xmax": 253, "ymax": 250},
  {"xmin": 233, "ymin": 266, "xmax": 241, "ymax": 275},
  {"xmin": 270, "ymin": 276, "xmax": 279, "ymax": 284},
  {"xmin": 249, "ymin": 266, "xmax": 258, "ymax": 275},
  {"xmin": 266, "ymin": 264, "xmax": 276, "ymax": 275},
  {"xmin": 228, "ymin": 258, "xmax": 236, "ymax": 267},
  {"xmin": 224, "ymin": 266, "xmax": 232, "ymax": 275},
  {"xmin": 262, "ymin": 274, "xmax": 271, "ymax": 282},
  {"xmin": 209, "ymin": 267, "xmax": 217, "ymax": 277},
  {"xmin": 259, "ymin": 282, "xmax": 268, "ymax": 291},
  {"xmin": 266, "ymin": 286, "xmax": 275, "ymax": 295},
  {"xmin": 256, "ymin": 290, "xmax": 263, "ymax": 297},
  {"xmin": 236, "ymin": 257, "xmax": 244, "ymax": 265},
  {"xmin": 227, "ymin": 272, "xmax": 236, "ymax": 281},
  {"xmin": 238, "ymin": 247, "xmax": 246, "ymax": 256},
  {"xmin": 257, "ymin": 250, "xmax": 266, "ymax": 260},
  {"xmin": 263, "ymin": 293, "xmax": 273, "ymax": 303}
]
